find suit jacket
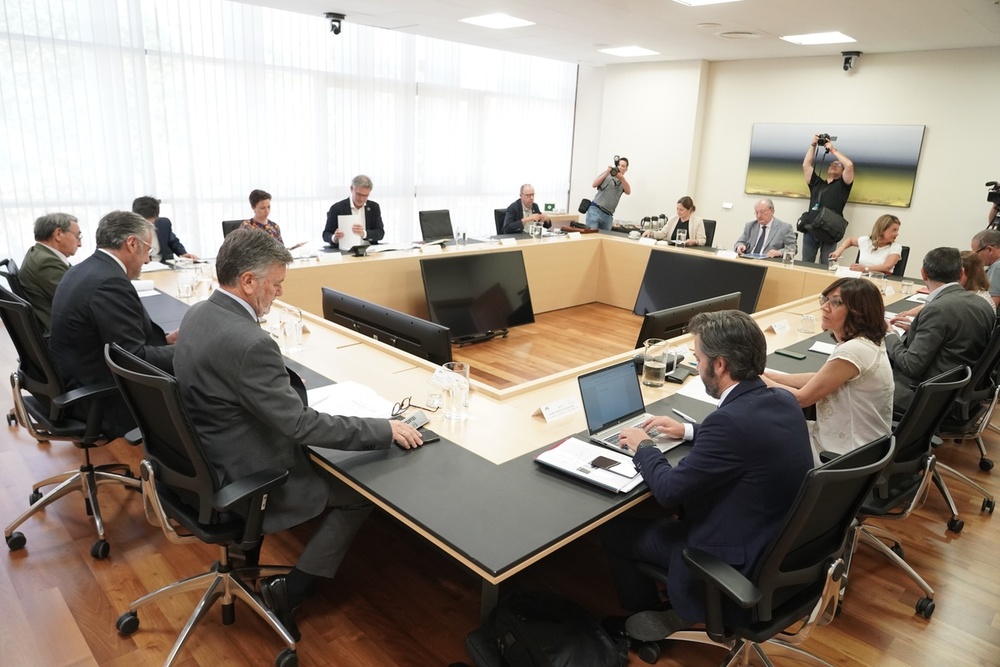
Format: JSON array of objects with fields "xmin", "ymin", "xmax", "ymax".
[
  {"xmin": 154, "ymin": 217, "xmax": 187, "ymax": 261},
  {"xmin": 885, "ymin": 283, "xmax": 994, "ymax": 407},
  {"xmin": 502, "ymin": 200, "xmax": 550, "ymax": 234},
  {"xmin": 734, "ymin": 218, "xmax": 797, "ymax": 255},
  {"xmin": 173, "ymin": 291, "xmax": 392, "ymax": 533},
  {"xmin": 19, "ymin": 243, "xmax": 69, "ymax": 332},
  {"xmin": 631, "ymin": 378, "xmax": 813, "ymax": 624},
  {"xmin": 654, "ymin": 215, "xmax": 706, "ymax": 245},
  {"xmin": 323, "ymin": 198, "xmax": 385, "ymax": 247},
  {"xmin": 49, "ymin": 251, "xmax": 174, "ymax": 437}
]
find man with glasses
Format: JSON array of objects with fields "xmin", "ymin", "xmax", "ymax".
[
  {"xmin": 502, "ymin": 183, "xmax": 551, "ymax": 234},
  {"xmin": 970, "ymin": 229, "xmax": 1000, "ymax": 307},
  {"xmin": 18, "ymin": 212, "xmax": 83, "ymax": 332},
  {"xmin": 50, "ymin": 211, "xmax": 176, "ymax": 437},
  {"xmin": 323, "ymin": 174, "xmax": 385, "ymax": 248},
  {"xmin": 734, "ymin": 199, "xmax": 797, "ymax": 258},
  {"xmin": 885, "ymin": 246, "xmax": 994, "ymax": 411}
]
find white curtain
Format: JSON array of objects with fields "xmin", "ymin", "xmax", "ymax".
[{"xmin": 0, "ymin": 0, "xmax": 577, "ymax": 261}]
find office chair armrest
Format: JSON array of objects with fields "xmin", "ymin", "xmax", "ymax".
[
  {"xmin": 52, "ymin": 382, "xmax": 118, "ymax": 409},
  {"xmin": 123, "ymin": 428, "xmax": 142, "ymax": 446},
  {"xmin": 683, "ymin": 547, "xmax": 762, "ymax": 642},
  {"xmin": 213, "ymin": 468, "xmax": 290, "ymax": 512}
]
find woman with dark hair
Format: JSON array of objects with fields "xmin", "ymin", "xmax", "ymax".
[
  {"xmin": 643, "ymin": 196, "xmax": 706, "ymax": 246},
  {"xmin": 241, "ymin": 189, "xmax": 305, "ymax": 250},
  {"xmin": 763, "ymin": 278, "xmax": 892, "ymax": 462}
]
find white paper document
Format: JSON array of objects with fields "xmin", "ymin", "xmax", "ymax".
[
  {"xmin": 140, "ymin": 261, "xmax": 172, "ymax": 273},
  {"xmin": 808, "ymin": 341, "xmax": 836, "ymax": 355},
  {"xmin": 676, "ymin": 376, "xmax": 718, "ymax": 406},
  {"xmin": 338, "ymin": 214, "xmax": 363, "ymax": 249},
  {"xmin": 534, "ymin": 437, "xmax": 644, "ymax": 493},
  {"xmin": 307, "ymin": 381, "xmax": 394, "ymax": 419}
]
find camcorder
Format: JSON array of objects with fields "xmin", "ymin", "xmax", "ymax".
[
  {"xmin": 610, "ymin": 155, "xmax": 621, "ymax": 177},
  {"xmin": 987, "ymin": 181, "xmax": 1000, "ymax": 205}
]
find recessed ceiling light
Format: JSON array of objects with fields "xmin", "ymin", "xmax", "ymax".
[
  {"xmin": 460, "ymin": 13, "xmax": 535, "ymax": 30},
  {"xmin": 697, "ymin": 23, "xmax": 722, "ymax": 29},
  {"xmin": 673, "ymin": 0, "xmax": 743, "ymax": 6},
  {"xmin": 719, "ymin": 31, "xmax": 759, "ymax": 40},
  {"xmin": 780, "ymin": 31, "xmax": 856, "ymax": 46},
  {"xmin": 599, "ymin": 46, "xmax": 660, "ymax": 58}
]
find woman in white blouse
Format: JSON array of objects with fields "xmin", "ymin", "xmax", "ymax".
[
  {"xmin": 762, "ymin": 278, "xmax": 893, "ymax": 463},
  {"xmin": 829, "ymin": 214, "xmax": 902, "ymax": 273},
  {"xmin": 643, "ymin": 196, "xmax": 706, "ymax": 246}
]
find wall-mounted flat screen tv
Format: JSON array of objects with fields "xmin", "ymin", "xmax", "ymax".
[
  {"xmin": 633, "ymin": 250, "xmax": 765, "ymax": 316},
  {"xmin": 420, "ymin": 251, "xmax": 535, "ymax": 343}
]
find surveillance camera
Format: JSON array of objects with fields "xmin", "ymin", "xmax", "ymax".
[
  {"xmin": 843, "ymin": 57, "xmax": 853, "ymax": 71},
  {"xmin": 324, "ymin": 12, "xmax": 345, "ymax": 35},
  {"xmin": 841, "ymin": 51, "xmax": 862, "ymax": 72}
]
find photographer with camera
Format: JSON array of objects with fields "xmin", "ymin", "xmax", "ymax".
[
  {"xmin": 801, "ymin": 134, "xmax": 854, "ymax": 263},
  {"xmin": 585, "ymin": 156, "xmax": 631, "ymax": 231},
  {"xmin": 986, "ymin": 181, "xmax": 999, "ymax": 228}
]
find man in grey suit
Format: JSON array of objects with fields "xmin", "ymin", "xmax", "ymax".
[
  {"xmin": 19, "ymin": 212, "xmax": 83, "ymax": 332},
  {"xmin": 886, "ymin": 247, "xmax": 994, "ymax": 411},
  {"xmin": 173, "ymin": 228, "xmax": 423, "ymax": 640},
  {"xmin": 734, "ymin": 199, "xmax": 797, "ymax": 258}
]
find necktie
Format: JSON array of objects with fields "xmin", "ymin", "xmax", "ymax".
[{"xmin": 752, "ymin": 225, "xmax": 769, "ymax": 254}]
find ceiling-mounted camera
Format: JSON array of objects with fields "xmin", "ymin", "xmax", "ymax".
[
  {"xmin": 324, "ymin": 12, "xmax": 345, "ymax": 35},
  {"xmin": 842, "ymin": 51, "xmax": 862, "ymax": 72}
]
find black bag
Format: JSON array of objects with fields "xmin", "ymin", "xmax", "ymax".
[
  {"xmin": 467, "ymin": 591, "xmax": 627, "ymax": 667},
  {"xmin": 797, "ymin": 206, "xmax": 848, "ymax": 244},
  {"xmin": 578, "ymin": 198, "xmax": 591, "ymax": 214}
]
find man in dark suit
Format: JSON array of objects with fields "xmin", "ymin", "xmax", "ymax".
[
  {"xmin": 886, "ymin": 246, "xmax": 994, "ymax": 411},
  {"xmin": 323, "ymin": 174, "xmax": 385, "ymax": 248},
  {"xmin": 131, "ymin": 196, "xmax": 199, "ymax": 262},
  {"xmin": 49, "ymin": 211, "xmax": 176, "ymax": 437},
  {"xmin": 18, "ymin": 212, "xmax": 83, "ymax": 332},
  {"xmin": 501, "ymin": 183, "xmax": 551, "ymax": 234},
  {"xmin": 174, "ymin": 228, "xmax": 423, "ymax": 639},
  {"xmin": 603, "ymin": 310, "xmax": 813, "ymax": 639},
  {"xmin": 733, "ymin": 198, "xmax": 797, "ymax": 258}
]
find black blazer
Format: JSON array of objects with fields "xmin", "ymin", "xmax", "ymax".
[
  {"xmin": 501, "ymin": 200, "xmax": 550, "ymax": 234},
  {"xmin": 154, "ymin": 217, "xmax": 187, "ymax": 260},
  {"xmin": 49, "ymin": 251, "xmax": 174, "ymax": 436},
  {"xmin": 323, "ymin": 198, "xmax": 385, "ymax": 247}
]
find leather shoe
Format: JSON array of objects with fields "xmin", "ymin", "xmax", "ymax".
[{"xmin": 260, "ymin": 575, "xmax": 301, "ymax": 642}]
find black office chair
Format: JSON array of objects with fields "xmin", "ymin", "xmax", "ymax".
[
  {"xmin": 494, "ymin": 208, "xmax": 506, "ymax": 235},
  {"xmin": 105, "ymin": 343, "xmax": 297, "ymax": 667},
  {"xmin": 222, "ymin": 220, "xmax": 243, "ymax": 238},
  {"xmin": 892, "ymin": 246, "xmax": 910, "ymax": 277},
  {"xmin": 0, "ymin": 257, "xmax": 26, "ymax": 299},
  {"xmin": 627, "ymin": 435, "xmax": 894, "ymax": 666},
  {"xmin": 418, "ymin": 209, "xmax": 454, "ymax": 241},
  {"xmin": 845, "ymin": 366, "xmax": 971, "ymax": 619},
  {"xmin": 702, "ymin": 219, "xmax": 717, "ymax": 248},
  {"xmin": 0, "ymin": 285, "xmax": 138, "ymax": 559}
]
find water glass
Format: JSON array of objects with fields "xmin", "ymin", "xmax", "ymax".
[
  {"xmin": 798, "ymin": 314, "xmax": 816, "ymax": 333},
  {"xmin": 674, "ymin": 230, "xmax": 687, "ymax": 247},
  {"xmin": 869, "ymin": 271, "xmax": 887, "ymax": 294},
  {"xmin": 176, "ymin": 270, "xmax": 195, "ymax": 298},
  {"xmin": 426, "ymin": 379, "xmax": 444, "ymax": 409},
  {"xmin": 781, "ymin": 249, "xmax": 795, "ymax": 267},
  {"xmin": 456, "ymin": 231, "xmax": 467, "ymax": 246},
  {"xmin": 284, "ymin": 308, "xmax": 304, "ymax": 350},
  {"xmin": 642, "ymin": 338, "xmax": 671, "ymax": 387},
  {"xmin": 901, "ymin": 279, "xmax": 915, "ymax": 295},
  {"xmin": 828, "ymin": 257, "xmax": 839, "ymax": 273},
  {"xmin": 531, "ymin": 224, "xmax": 543, "ymax": 241},
  {"xmin": 442, "ymin": 361, "xmax": 471, "ymax": 419}
]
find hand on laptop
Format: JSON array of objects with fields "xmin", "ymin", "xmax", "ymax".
[{"xmin": 620, "ymin": 416, "xmax": 685, "ymax": 452}]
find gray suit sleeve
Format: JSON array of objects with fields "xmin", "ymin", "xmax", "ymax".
[
  {"xmin": 782, "ymin": 222, "xmax": 798, "ymax": 254},
  {"xmin": 734, "ymin": 223, "xmax": 751, "ymax": 250},
  {"xmin": 884, "ymin": 310, "xmax": 942, "ymax": 381}
]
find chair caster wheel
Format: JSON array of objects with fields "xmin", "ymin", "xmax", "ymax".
[
  {"xmin": 635, "ymin": 640, "xmax": 661, "ymax": 664},
  {"xmin": 983, "ymin": 498, "xmax": 996, "ymax": 513},
  {"xmin": 275, "ymin": 648, "xmax": 298, "ymax": 667},
  {"xmin": 6, "ymin": 412, "xmax": 16, "ymax": 426},
  {"xmin": 916, "ymin": 597, "xmax": 935, "ymax": 618},
  {"xmin": 6, "ymin": 532, "xmax": 26, "ymax": 550},
  {"xmin": 29, "ymin": 490, "xmax": 42, "ymax": 505},
  {"xmin": 116, "ymin": 611, "xmax": 139, "ymax": 635},
  {"xmin": 947, "ymin": 517, "xmax": 964, "ymax": 533},
  {"xmin": 890, "ymin": 543, "xmax": 904, "ymax": 559},
  {"xmin": 91, "ymin": 539, "xmax": 110, "ymax": 559},
  {"xmin": 980, "ymin": 458, "xmax": 994, "ymax": 472}
]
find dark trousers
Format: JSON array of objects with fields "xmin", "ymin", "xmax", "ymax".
[{"xmin": 600, "ymin": 515, "xmax": 686, "ymax": 611}]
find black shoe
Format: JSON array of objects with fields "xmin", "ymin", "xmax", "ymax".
[
  {"xmin": 260, "ymin": 575, "xmax": 301, "ymax": 642},
  {"xmin": 625, "ymin": 609, "xmax": 687, "ymax": 642}
]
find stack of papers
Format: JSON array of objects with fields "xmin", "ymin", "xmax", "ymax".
[
  {"xmin": 535, "ymin": 437, "xmax": 645, "ymax": 493},
  {"xmin": 307, "ymin": 381, "xmax": 395, "ymax": 419}
]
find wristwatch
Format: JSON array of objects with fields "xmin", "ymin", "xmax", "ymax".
[{"xmin": 636, "ymin": 439, "xmax": 656, "ymax": 451}]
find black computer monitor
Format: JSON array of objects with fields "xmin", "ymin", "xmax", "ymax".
[
  {"xmin": 634, "ymin": 291, "xmax": 742, "ymax": 348},
  {"xmin": 321, "ymin": 288, "xmax": 452, "ymax": 365},
  {"xmin": 632, "ymin": 250, "xmax": 766, "ymax": 316},
  {"xmin": 420, "ymin": 251, "xmax": 535, "ymax": 343}
]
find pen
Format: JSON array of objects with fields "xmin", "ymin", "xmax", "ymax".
[{"xmin": 672, "ymin": 408, "xmax": 696, "ymax": 423}]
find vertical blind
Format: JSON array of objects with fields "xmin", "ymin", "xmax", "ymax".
[{"xmin": 0, "ymin": 0, "xmax": 577, "ymax": 260}]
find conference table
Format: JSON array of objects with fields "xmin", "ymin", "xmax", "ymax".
[{"xmin": 146, "ymin": 231, "xmax": 897, "ymax": 620}]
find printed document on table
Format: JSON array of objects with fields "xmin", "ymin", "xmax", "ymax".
[
  {"xmin": 535, "ymin": 437, "xmax": 644, "ymax": 493},
  {"xmin": 676, "ymin": 376, "xmax": 717, "ymax": 406},
  {"xmin": 308, "ymin": 381, "xmax": 394, "ymax": 419}
]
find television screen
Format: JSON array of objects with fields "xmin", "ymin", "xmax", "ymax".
[
  {"xmin": 321, "ymin": 288, "xmax": 452, "ymax": 365},
  {"xmin": 420, "ymin": 251, "xmax": 535, "ymax": 342},
  {"xmin": 633, "ymin": 250, "xmax": 765, "ymax": 316},
  {"xmin": 634, "ymin": 292, "xmax": 742, "ymax": 349}
]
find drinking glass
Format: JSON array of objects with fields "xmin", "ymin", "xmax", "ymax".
[
  {"xmin": 442, "ymin": 361, "xmax": 471, "ymax": 419},
  {"xmin": 901, "ymin": 279, "xmax": 915, "ymax": 294},
  {"xmin": 827, "ymin": 257, "xmax": 838, "ymax": 273},
  {"xmin": 869, "ymin": 271, "xmax": 887, "ymax": 294},
  {"xmin": 642, "ymin": 338, "xmax": 670, "ymax": 387},
  {"xmin": 176, "ymin": 270, "xmax": 195, "ymax": 298},
  {"xmin": 674, "ymin": 229, "xmax": 687, "ymax": 247},
  {"xmin": 798, "ymin": 314, "xmax": 816, "ymax": 333},
  {"xmin": 782, "ymin": 249, "xmax": 795, "ymax": 266}
]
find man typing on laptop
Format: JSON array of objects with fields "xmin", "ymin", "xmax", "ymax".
[{"xmin": 600, "ymin": 310, "xmax": 813, "ymax": 640}]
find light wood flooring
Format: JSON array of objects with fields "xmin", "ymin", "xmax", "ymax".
[{"xmin": 1, "ymin": 324, "xmax": 999, "ymax": 666}]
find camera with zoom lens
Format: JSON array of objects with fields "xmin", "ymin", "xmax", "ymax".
[
  {"xmin": 987, "ymin": 181, "xmax": 1000, "ymax": 205},
  {"xmin": 816, "ymin": 133, "xmax": 835, "ymax": 146},
  {"xmin": 610, "ymin": 155, "xmax": 621, "ymax": 177}
]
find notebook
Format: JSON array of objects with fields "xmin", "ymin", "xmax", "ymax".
[{"xmin": 577, "ymin": 360, "xmax": 655, "ymax": 452}]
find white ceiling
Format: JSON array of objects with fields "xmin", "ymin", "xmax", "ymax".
[{"xmin": 237, "ymin": 0, "xmax": 1000, "ymax": 66}]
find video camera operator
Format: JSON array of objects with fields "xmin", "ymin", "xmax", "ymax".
[
  {"xmin": 987, "ymin": 181, "xmax": 999, "ymax": 229},
  {"xmin": 801, "ymin": 134, "xmax": 855, "ymax": 262}
]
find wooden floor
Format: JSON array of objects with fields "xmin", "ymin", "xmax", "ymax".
[{"xmin": 2, "ymin": 331, "xmax": 1000, "ymax": 666}]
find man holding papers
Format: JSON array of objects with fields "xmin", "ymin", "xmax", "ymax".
[
  {"xmin": 600, "ymin": 310, "xmax": 813, "ymax": 640},
  {"xmin": 323, "ymin": 174, "xmax": 385, "ymax": 248},
  {"xmin": 174, "ymin": 229, "xmax": 421, "ymax": 640}
]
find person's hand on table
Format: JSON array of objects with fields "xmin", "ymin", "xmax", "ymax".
[{"xmin": 389, "ymin": 421, "xmax": 423, "ymax": 449}]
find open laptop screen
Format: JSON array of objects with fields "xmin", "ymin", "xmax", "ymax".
[{"xmin": 578, "ymin": 360, "xmax": 646, "ymax": 434}]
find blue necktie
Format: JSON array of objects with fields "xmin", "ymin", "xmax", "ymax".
[{"xmin": 752, "ymin": 225, "xmax": 768, "ymax": 254}]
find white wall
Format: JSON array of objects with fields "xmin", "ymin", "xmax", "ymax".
[{"xmin": 575, "ymin": 47, "xmax": 1000, "ymax": 278}]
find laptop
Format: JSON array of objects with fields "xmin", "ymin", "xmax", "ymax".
[{"xmin": 577, "ymin": 360, "xmax": 657, "ymax": 452}]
